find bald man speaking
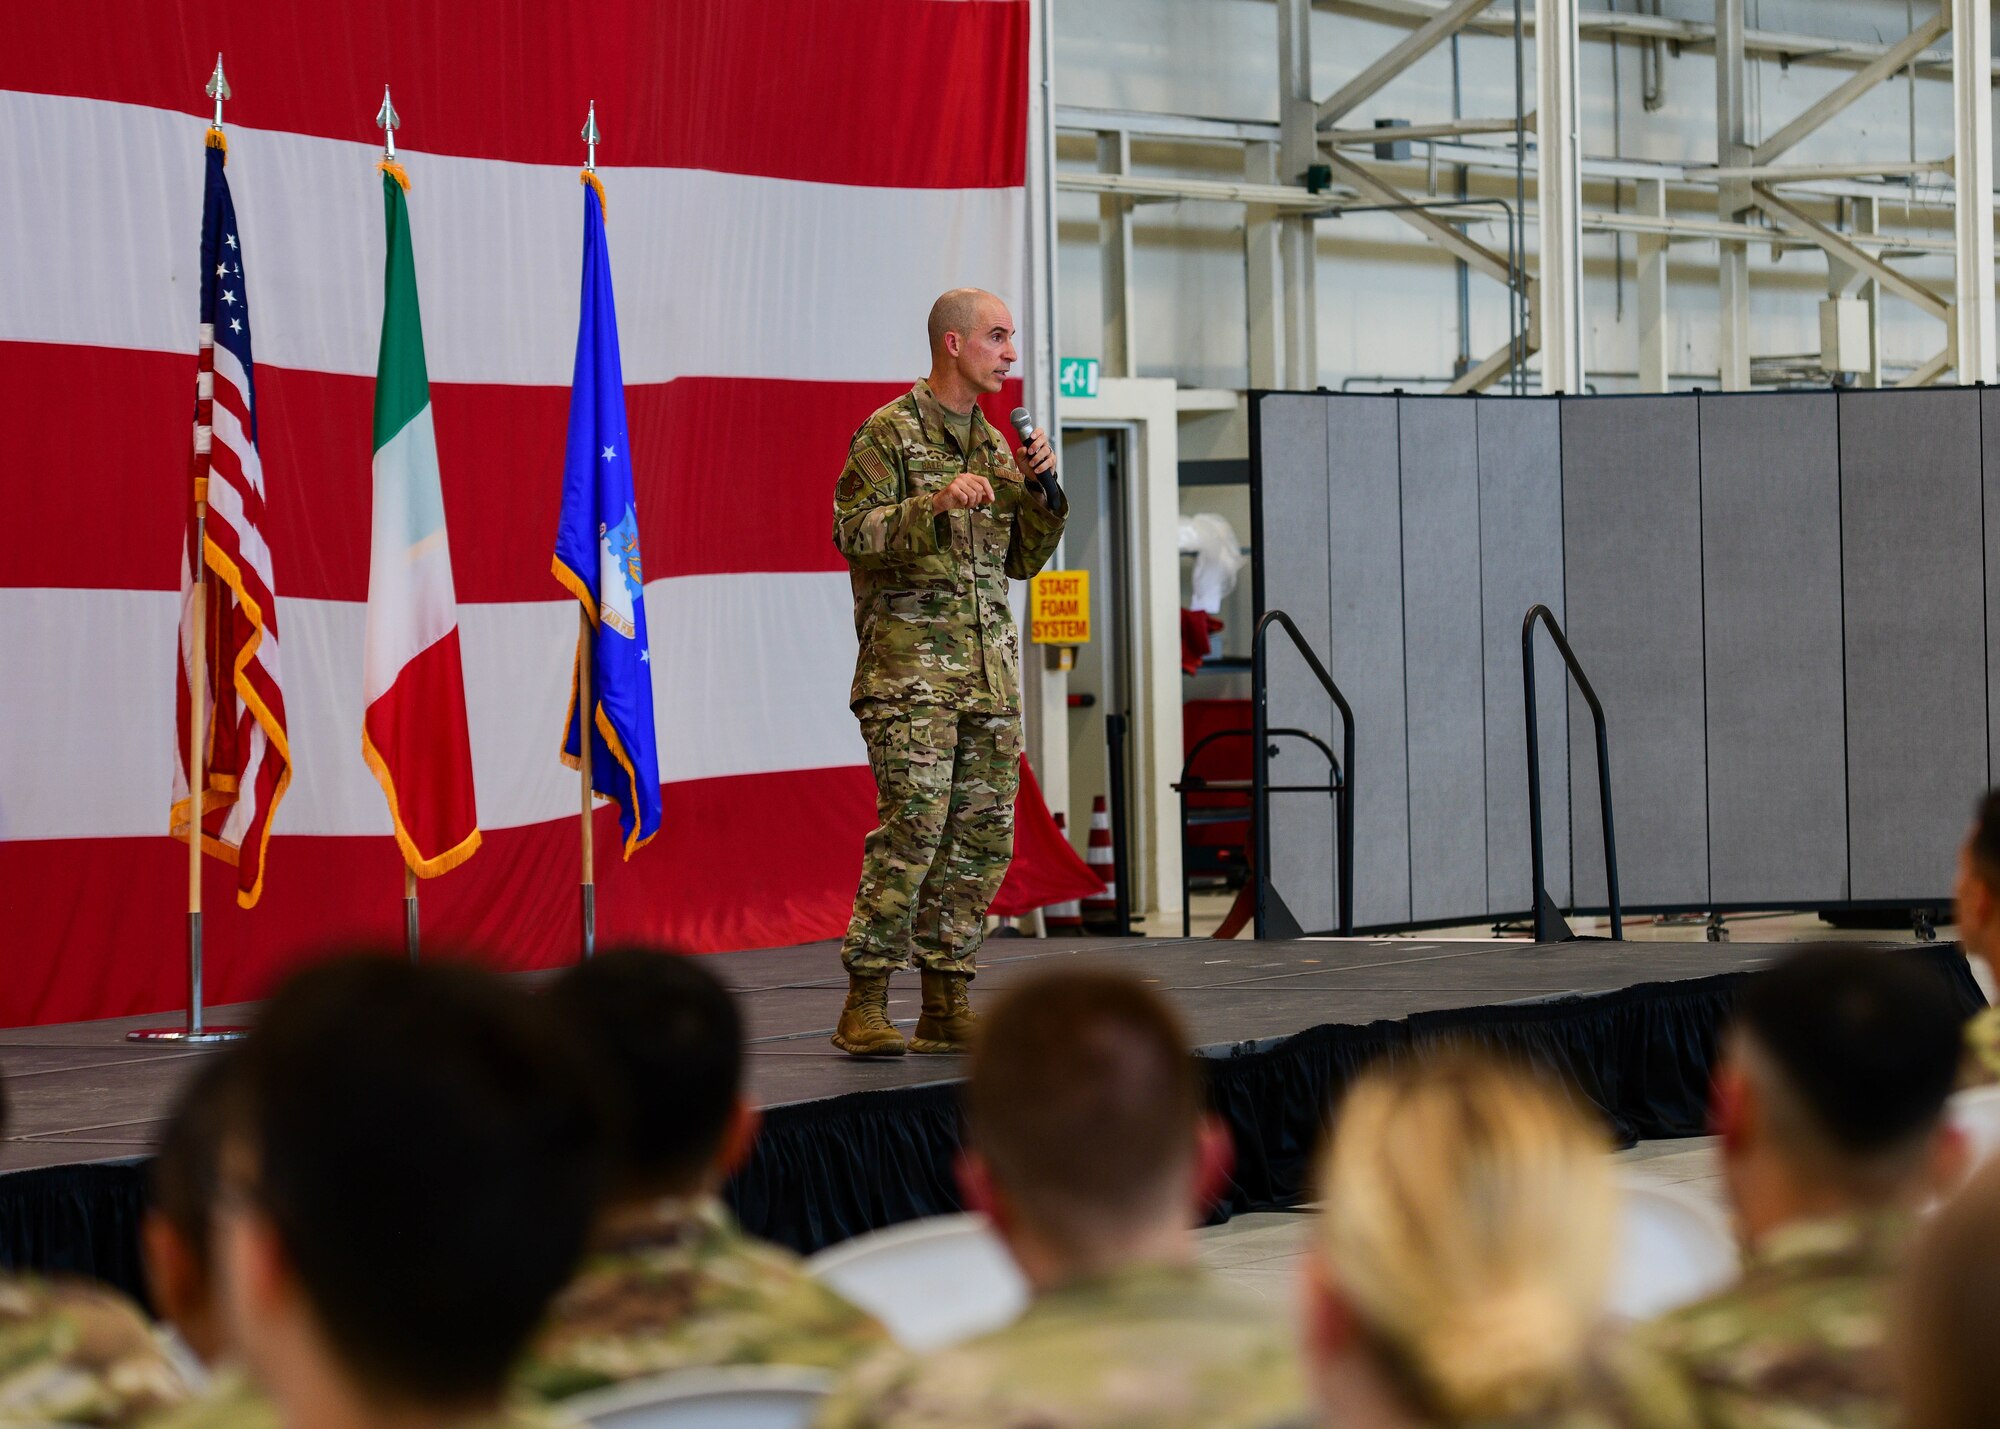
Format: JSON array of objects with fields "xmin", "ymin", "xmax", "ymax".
[{"xmin": 829, "ymin": 289, "xmax": 1067, "ymax": 1058}]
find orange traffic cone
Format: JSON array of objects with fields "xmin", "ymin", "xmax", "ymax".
[
  {"xmin": 1044, "ymin": 812, "xmax": 1084, "ymax": 934},
  {"xmin": 1083, "ymin": 794, "xmax": 1119, "ymax": 923}
]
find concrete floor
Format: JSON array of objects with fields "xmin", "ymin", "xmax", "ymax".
[
  {"xmin": 1141, "ymin": 892, "xmax": 1962, "ymax": 947},
  {"xmin": 1200, "ymin": 1136, "xmax": 1726, "ymax": 1307}
]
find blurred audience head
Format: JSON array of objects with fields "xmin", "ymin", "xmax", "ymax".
[
  {"xmin": 960, "ymin": 968, "xmax": 1228, "ymax": 1288},
  {"xmin": 1899, "ymin": 1156, "xmax": 2000, "ymax": 1429},
  {"xmin": 216, "ymin": 956, "xmax": 606, "ymax": 1420},
  {"xmin": 1955, "ymin": 787, "xmax": 2000, "ymax": 968},
  {"xmin": 547, "ymin": 947, "xmax": 754, "ymax": 1205},
  {"xmin": 1715, "ymin": 945, "xmax": 1962, "ymax": 1243},
  {"xmin": 144, "ymin": 1051, "xmax": 242, "ymax": 1366},
  {"xmin": 1306, "ymin": 1050, "xmax": 1614, "ymax": 1429}
]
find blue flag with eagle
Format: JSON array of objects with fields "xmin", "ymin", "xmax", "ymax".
[{"xmin": 553, "ymin": 174, "xmax": 660, "ymax": 855}]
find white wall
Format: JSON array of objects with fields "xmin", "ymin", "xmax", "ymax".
[{"xmin": 1055, "ymin": 0, "xmax": 1975, "ymax": 395}]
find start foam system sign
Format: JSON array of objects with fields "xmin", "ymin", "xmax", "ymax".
[{"xmin": 1030, "ymin": 570, "xmax": 1090, "ymax": 645}]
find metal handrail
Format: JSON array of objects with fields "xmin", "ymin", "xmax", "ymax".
[
  {"xmin": 1521, "ymin": 604, "xmax": 1622, "ymax": 940},
  {"xmin": 1251, "ymin": 611, "xmax": 1356, "ymax": 938},
  {"xmin": 1175, "ymin": 726, "xmax": 1342, "ymax": 937}
]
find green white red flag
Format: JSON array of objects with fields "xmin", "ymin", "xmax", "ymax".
[{"xmin": 361, "ymin": 164, "xmax": 481, "ymax": 875}]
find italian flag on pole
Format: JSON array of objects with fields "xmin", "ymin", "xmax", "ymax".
[{"xmin": 361, "ymin": 164, "xmax": 481, "ymax": 876}]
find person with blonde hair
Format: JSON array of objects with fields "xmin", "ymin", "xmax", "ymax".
[{"xmin": 1303, "ymin": 1048, "xmax": 1673, "ymax": 1429}]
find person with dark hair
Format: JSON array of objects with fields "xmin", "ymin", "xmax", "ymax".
[
  {"xmin": 144, "ymin": 1053, "xmax": 239, "ymax": 1373},
  {"xmin": 1632, "ymin": 945, "xmax": 1967, "ymax": 1429},
  {"xmin": 139, "ymin": 1052, "xmax": 281, "ymax": 1429},
  {"xmin": 0, "ymin": 1072, "xmax": 190, "ymax": 1425},
  {"xmin": 1951, "ymin": 787, "xmax": 2000, "ymax": 1081},
  {"xmin": 1897, "ymin": 1155, "xmax": 2000, "ymax": 1429},
  {"xmin": 816, "ymin": 968, "xmax": 1306, "ymax": 1429},
  {"xmin": 212, "ymin": 956, "xmax": 605, "ymax": 1429},
  {"xmin": 518, "ymin": 949, "xmax": 884, "ymax": 1399}
]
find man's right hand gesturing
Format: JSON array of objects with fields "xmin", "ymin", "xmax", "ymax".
[{"xmin": 931, "ymin": 473, "xmax": 996, "ymax": 514}]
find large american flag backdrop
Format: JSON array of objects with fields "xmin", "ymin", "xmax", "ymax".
[{"xmin": 0, "ymin": 2, "xmax": 1043, "ymax": 1027}]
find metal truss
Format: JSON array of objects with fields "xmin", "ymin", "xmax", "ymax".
[{"xmin": 1053, "ymin": 0, "xmax": 1997, "ymax": 393}]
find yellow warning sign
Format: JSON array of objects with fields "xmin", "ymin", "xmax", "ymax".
[{"xmin": 1030, "ymin": 570, "xmax": 1091, "ymax": 645}]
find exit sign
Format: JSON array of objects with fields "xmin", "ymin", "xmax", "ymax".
[{"xmin": 1058, "ymin": 357, "xmax": 1100, "ymax": 399}]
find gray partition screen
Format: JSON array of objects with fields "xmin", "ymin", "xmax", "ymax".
[{"xmin": 1253, "ymin": 387, "xmax": 1992, "ymax": 931}]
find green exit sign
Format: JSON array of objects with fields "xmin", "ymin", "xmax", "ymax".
[{"xmin": 1058, "ymin": 357, "xmax": 1100, "ymax": 399}]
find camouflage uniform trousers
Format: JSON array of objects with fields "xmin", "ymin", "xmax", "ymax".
[{"xmin": 841, "ymin": 704, "xmax": 1022, "ymax": 976}]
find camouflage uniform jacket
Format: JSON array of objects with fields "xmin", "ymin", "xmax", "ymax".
[
  {"xmin": 833, "ymin": 379, "xmax": 1066, "ymax": 715},
  {"xmin": 812, "ymin": 1260, "xmax": 1308, "ymax": 1429},
  {"xmin": 137, "ymin": 1367, "xmax": 571, "ymax": 1429},
  {"xmin": 1963, "ymin": 1004, "xmax": 2000, "ymax": 1083},
  {"xmin": 1630, "ymin": 1210, "xmax": 1908, "ymax": 1429},
  {"xmin": 517, "ymin": 1197, "xmax": 887, "ymax": 1401},
  {"xmin": 0, "ymin": 1274, "xmax": 189, "ymax": 1427},
  {"xmin": 133, "ymin": 1367, "xmax": 276, "ymax": 1429}
]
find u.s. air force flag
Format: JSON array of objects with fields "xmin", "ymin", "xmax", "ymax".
[{"xmin": 553, "ymin": 173, "xmax": 661, "ymax": 856}]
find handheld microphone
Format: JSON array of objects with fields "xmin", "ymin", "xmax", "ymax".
[{"xmin": 1008, "ymin": 407, "xmax": 1067, "ymax": 517}]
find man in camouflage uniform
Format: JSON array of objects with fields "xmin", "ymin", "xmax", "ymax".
[
  {"xmin": 814, "ymin": 970, "xmax": 1309, "ymax": 1429},
  {"xmin": 1625, "ymin": 946, "xmax": 1966, "ymax": 1429},
  {"xmin": 213, "ymin": 959, "xmax": 604, "ymax": 1429},
  {"xmin": 831, "ymin": 288, "xmax": 1066, "ymax": 1058},
  {"xmin": 520, "ymin": 952, "xmax": 885, "ymax": 1399}
]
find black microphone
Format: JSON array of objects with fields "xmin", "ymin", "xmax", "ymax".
[{"xmin": 1008, "ymin": 406, "xmax": 1067, "ymax": 518}]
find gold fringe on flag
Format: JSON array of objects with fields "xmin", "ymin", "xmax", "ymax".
[
  {"xmin": 205, "ymin": 126, "xmax": 228, "ymax": 160},
  {"xmin": 581, "ymin": 168, "xmax": 607, "ymax": 218},
  {"xmin": 378, "ymin": 159, "xmax": 411, "ymax": 191}
]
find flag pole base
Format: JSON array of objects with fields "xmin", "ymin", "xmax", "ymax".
[
  {"xmin": 127, "ymin": 909, "xmax": 246, "ymax": 1042},
  {"xmin": 581, "ymin": 883, "xmax": 596, "ymax": 962}
]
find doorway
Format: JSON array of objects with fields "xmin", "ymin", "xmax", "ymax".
[{"xmin": 1059, "ymin": 425, "xmax": 1136, "ymax": 868}]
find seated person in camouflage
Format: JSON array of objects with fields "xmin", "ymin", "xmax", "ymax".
[
  {"xmin": 0, "ymin": 1068, "xmax": 189, "ymax": 1426},
  {"xmin": 518, "ymin": 949, "xmax": 886, "ymax": 1399},
  {"xmin": 1306, "ymin": 1050, "xmax": 1689, "ymax": 1429},
  {"xmin": 1950, "ymin": 788, "xmax": 2000, "ymax": 1082},
  {"xmin": 138, "ymin": 1051, "xmax": 277, "ymax": 1429},
  {"xmin": 212, "ymin": 958, "xmax": 604, "ymax": 1429},
  {"xmin": 1897, "ymin": 1154, "xmax": 2000, "ymax": 1429},
  {"xmin": 816, "ymin": 969, "xmax": 1308, "ymax": 1429},
  {"xmin": 1630, "ymin": 946, "xmax": 1966, "ymax": 1429}
]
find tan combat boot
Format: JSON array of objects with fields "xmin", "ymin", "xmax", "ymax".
[
  {"xmin": 910, "ymin": 969, "xmax": 980, "ymax": 1054},
  {"xmin": 832, "ymin": 972, "xmax": 906, "ymax": 1058}
]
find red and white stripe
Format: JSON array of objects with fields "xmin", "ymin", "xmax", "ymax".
[
  {"xmin": 175, "ymin": 316, "xmax": 290, "ymax": 908},
  {"xmin": 0, "ymin": 0, "xmax": 1033, "ymax": 1027}
]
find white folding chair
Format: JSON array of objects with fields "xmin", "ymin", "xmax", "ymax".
[
  {"xmin": 805, "ymin": 1212, "xmax": 1028, "ymax": 1352},
  {"xmin": 1605, "ymin": 1176, "xmax": 1739, "ymax": 1321},
  {"xmin": 562, "ymin": 1365, "xmax": 834, "ymax": 1429},
  {"xmin": 1949, "ymin": 1084, "xmax": 2000, "ymax": 1172}
]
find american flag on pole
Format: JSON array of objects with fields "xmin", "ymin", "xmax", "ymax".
[{"xmin": 172, "ymin": 128, "xmax": 291, "ymax": 907}]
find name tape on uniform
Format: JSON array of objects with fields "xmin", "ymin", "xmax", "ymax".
[{"xmin": 1030, "ymin": 570, "xmax": 1090, "ymax": 645}]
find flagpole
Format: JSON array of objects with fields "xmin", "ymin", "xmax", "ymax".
[
  {"xmin": 404, "ymin": 864, "xmax": 420, "ymax": 963},
  {"xmin": 132, "ymin": 55, "xmax": 248, "ymax": 1046},
  {"xmin": 371, "ymin": 84, "xmax": 425, "ymax": 967},
  {"xmin": 576, "ymin": 102, "xmax": 602, "ymax": 965},
  {"xmin": 580, "ymin": 610, "xmax": 597, "ymax": 961},
  {"xmin": 187, "ymin": 505, "xmax": 208, "ymax": 1033}
]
